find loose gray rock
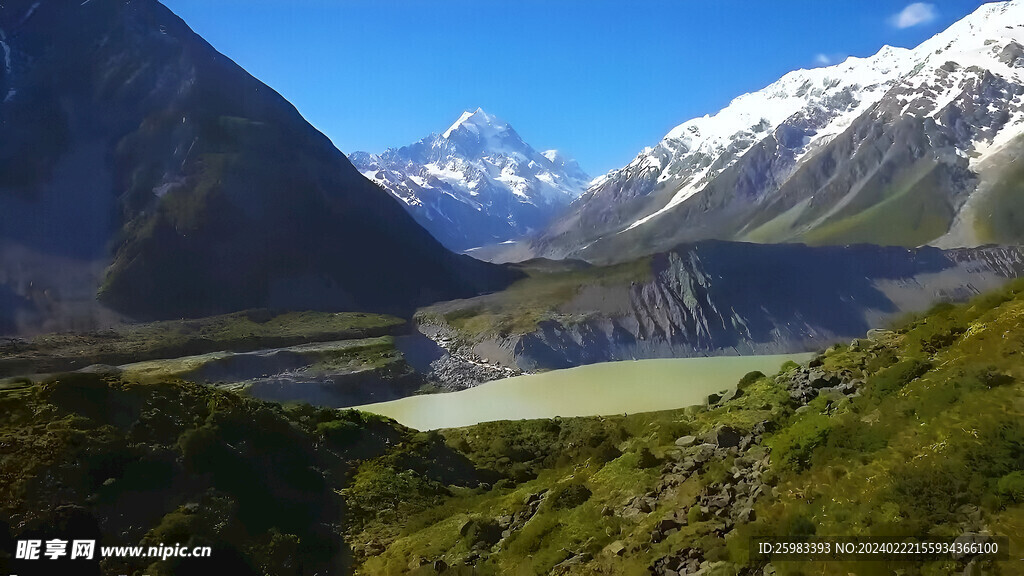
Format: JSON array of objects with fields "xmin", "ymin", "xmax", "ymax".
[{"xmin": 675, "ymin": 435, "xmax": 698, "ymax": 447}]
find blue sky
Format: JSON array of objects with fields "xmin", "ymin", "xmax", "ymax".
[{"xmin": 161, "ymin": 0, "xmax": 988, "ymax": 176}]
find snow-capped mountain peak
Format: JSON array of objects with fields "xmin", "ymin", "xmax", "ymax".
[
  {"xmin": 438, "ymin": 108, "xmax": 529, "ymax": 160},
  {"xmin": 531, "ymin": 0, "xmax": 1024, "ymax": 261},
  {"xmin": 588, "ymin": 0, "xmax": 1024, "ymax": 236},
  {"xmin": 352, "ymin": 109, "xmax": 589, "ymax": 251},
  {"xmin": 442, "ymin": 107, "xmax": 506, "ymax": 139}
]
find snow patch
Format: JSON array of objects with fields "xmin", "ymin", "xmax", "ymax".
[
  {"xmin": 17, "ymin": 3, "xmax": 41, "ymax": 27},
  {"xmin": 1, "ymin": 38, "xmax": 11, "ymax": 75}
]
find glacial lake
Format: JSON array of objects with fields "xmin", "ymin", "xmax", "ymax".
[{"xmin": 355, "ymin": 353, "xmax": 815, "ymax": 430}]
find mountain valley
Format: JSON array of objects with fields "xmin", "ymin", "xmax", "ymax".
[{"xmin": 1, "ymin": 1, "xmax": 1024, "ymax": 575}]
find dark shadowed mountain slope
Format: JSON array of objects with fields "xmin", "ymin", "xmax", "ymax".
[{"xmin": 0, "ymin": 0, "xmax": 517, "ymax": 334}]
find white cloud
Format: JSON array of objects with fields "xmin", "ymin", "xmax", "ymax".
[
  {"xmin": 889, "ymin": 2, "xmax": 938, "ymax": 29},
  {"xmin": 812, "ymin": 53, "xmax": 848, "ymax": 68}
]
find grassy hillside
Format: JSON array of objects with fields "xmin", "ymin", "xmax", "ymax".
[
  {"xmin": 800, "ymin": 160, "xmax": 955, "ymax": 247},
  {"xmin": 0, "ymin": 374, "xmax": 487, "ymax": 576},
  {"xmin": 0, "ymin": 310, "xmax": 406, "ymax": 378},
  {"xmin": 350, "ymin": 279, "xmax": 1024, "ymax": 575},
  {"xmin": 975, "ymin": 153, "xmax": 1024, "ymax": 245},
  {"xmin": 416, "ymin": 257, "xmax": 652, "ymax": 341},
  {"xmin": 3, "ymin": 281, "xmax": 1022, "ymax": 575}
]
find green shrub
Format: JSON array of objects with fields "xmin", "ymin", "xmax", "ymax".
[
  {"xmin": 997, "ymin": 472, "xmax": 1024, "ymax": 503},
  {"xmin": 768, "ymin": 413, "xmax": 832, "ymax": 473},
  {"xmin": 636, "ymin": 447, "xmax": 660, "ymax": 469},
  {"xmin": 316, "ymin": 419, "xmax": 361, "ymax": 443},
  {"xmin": 976, "ymin": 367, "xmax": 1015, "ymax": 389},
  {"xmin": 687, "ymin": 506, "xmax": 703, "ymax": 525},
  {"xmin": 865, "ymin": 359, "xmax": 933, "ymax": 400},
  {"xmin": 778, "ymin": 361, "xmax": 800, "ymax": 372},
  {"xmin": 547, "ymin": 483, "xmax": 592, "ymax": 511},
  {"xmin": 737, "ymin": 371, "xmax": 766, "ymax": 391}
]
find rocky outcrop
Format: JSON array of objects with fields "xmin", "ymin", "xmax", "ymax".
[
  {"xmin": 647, "ymin": 367, "xmax": 865, "ymax": 576},
  {"xmin": 413, "ymin": 323, "xmax": 521, "ymax": 390}
]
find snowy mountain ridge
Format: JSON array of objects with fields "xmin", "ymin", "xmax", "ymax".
[
  {"xmin": 617, "ymin": 0, "xmax": 1024, "ymax": 232},
  {"xmin": 528, "ymin": 0, "xmax": 1024, "ymax": 262},
  {"xmin": 351, "ymin": 108, "xmax": 589, "ymax": 251}
]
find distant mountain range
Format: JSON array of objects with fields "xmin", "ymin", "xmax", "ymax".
[
  {"xmin": 351, "ymin": 108, "xmax": 589, "ymax": 251},
  {"xmin": 0, "ymin": 0, "xmax": 515, "ymax": 334},
  {"xmin": 515, "ymin": 0, "xmax": 1024, "ymax": 264}
]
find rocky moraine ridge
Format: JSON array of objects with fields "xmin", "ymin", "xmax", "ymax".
[{"xmin": 416, "ymin": 242, "xmax": 1024, "ymax": 382}]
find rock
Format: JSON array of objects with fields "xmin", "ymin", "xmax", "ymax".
[
  {"xmin": 606, "ymin": 540, "xmax": 626, "ymax": 556},
  {"xmin": 808, "ymin": 355, "xmax": 824, "ymax": 367},
  {"xmin": 679, "ymin": 457, "xmax": 699, "ymax": 473},
  {"xmin": 658, "ymin": 473, "xmax": 687, "ymax": 489},
  {"xmin": 675, "ymin": 435, "xmax": 698, "ymax": 447},
  {"xmin": 752, "ymin": 420, "xmax": 776, "ymax": 435},
  {"xmin": 693, "ymin": 443, "xmax": 717, "ymax": 462},
  {"xmin": 554, "ymin": 552, "xmax": 592, "ymax": 569},
  {"xmin": 736, "ymin": 506, "xmax": 756, "ymax": 523},
  {"xmin": 718, "ymin": 388, "xmax": 743, "ymax": 404},
  {"xmin": 638, "ymin": 499, "xmax": 653, "ymax": 513},
  {"xmin": 601, "ymin": 505, "xmax": 614, "ymax": 517},
  {"xmin": 432, "ymin": 559, "xmax": 448, "ymax": 572},
  {"xmin": 658, "ymin": 516, "xmax": 684, "ymax": 532},
  {"xmin": 524, "ymin": 491, "xmax": 546, "ymax": 505},
  {"xmin": 866, "ymin": 328, "xmax": 893, "ymax": 340},
  {"xmin": 807, "ymin": 370, "xmax": 836, "ymax": 389},
  {"xmin": 708, "ymin": 426, "xmax": 742, "ymax": 449},
  {"xmin": 706, "ymin": 392, "xmax": 723, "ymax": 405},
  {"xmin": 651, "ymin": 529, "xmax": 664, "ymax": 543},
  {"xmin": 80, "ymin": 364, "xmax": 123, "ymax": 375}
]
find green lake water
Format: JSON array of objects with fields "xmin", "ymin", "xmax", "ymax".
[{"xmin": 356, "ymin": 353, "xmax": 814, "ymax": 430}]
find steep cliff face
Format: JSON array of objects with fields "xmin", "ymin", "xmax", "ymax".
[{"xmin": 419, "ymin": 242, "xmax": 1024, "ymax": 372}]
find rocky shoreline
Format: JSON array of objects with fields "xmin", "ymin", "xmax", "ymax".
[{"xmin": 416, "ymin": 323, "xmax": 522, "ymax": 391}]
